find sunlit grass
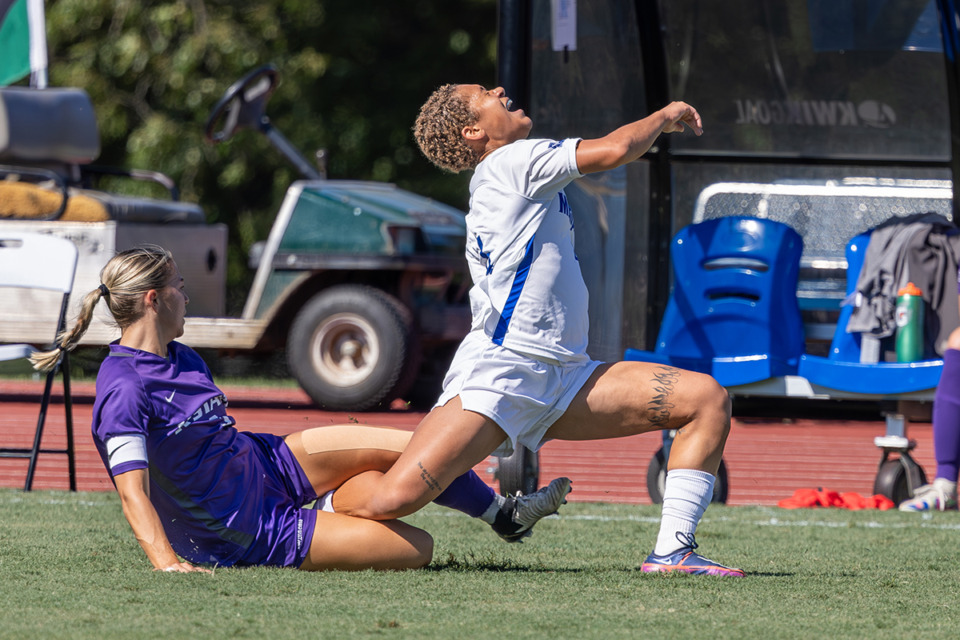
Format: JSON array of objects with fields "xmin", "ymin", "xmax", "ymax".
[{"xmin": 2, "ymin": 491, "xmax": 959, "ymax": 639}]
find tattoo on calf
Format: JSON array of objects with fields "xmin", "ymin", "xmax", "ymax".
[
  {"xmin": 417, "ymin": 461, "xmax": 442, "ymax": 492},
  {"xmin": 648, "ymin": 366, "xmax": 680, "ymax": 427}
]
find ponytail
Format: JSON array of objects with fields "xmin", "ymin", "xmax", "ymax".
[
  {"xmin": 29, "ymin": 244, "xmax": 173, "ymax": 372},
  {"xmin": 29, "ymin": 285, "xmax": 109, "ymax": 372}
]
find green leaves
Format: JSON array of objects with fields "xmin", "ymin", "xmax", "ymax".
[{"xmin": 41, "ymin": 1, "xmax": 495, "ymax": 301}]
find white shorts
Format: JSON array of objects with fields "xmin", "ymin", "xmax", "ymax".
[{"xmin": 435, "ymin": 331, "xmax": 603, "ymax": 456}]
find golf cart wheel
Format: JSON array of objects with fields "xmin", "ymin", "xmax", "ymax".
[
  {"xmin": 646, "ymin": 447, "xmax": 729, "ymax": 505},
  {"xmin": 496, "ymin": 446, "xmax": 540, "ymax": 497},
  {"xmin": 874, "ymin": 458, "xmax": 927, "ymax": 506},
  {"xmin": 288, "ymin": 285, "xmax": 415, "ymax": 411}
]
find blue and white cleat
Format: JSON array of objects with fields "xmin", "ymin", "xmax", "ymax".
[
  {"xmin": 898, "ymin": 478, "xmax": 958, "ymax": 512},
  {"xmin": 641, "ymin": 533, "xmax": 744, "ymax": 577}
]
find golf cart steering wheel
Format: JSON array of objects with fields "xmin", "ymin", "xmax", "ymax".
[{"xmin": 204, "ymin": 64, "xmax": 279, "ymax": 144}]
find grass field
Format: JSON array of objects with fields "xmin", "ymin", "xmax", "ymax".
[{"xmin": 2, "ymin": 490, "xmax": 959, "ymax": 639}]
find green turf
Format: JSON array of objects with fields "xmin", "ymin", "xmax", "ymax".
[{"xmin": 1, "ymin": 490, "xmax": 959, "ymax": 639}]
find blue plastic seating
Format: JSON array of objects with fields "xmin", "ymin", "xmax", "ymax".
[
  {"xmin": 624, "ymin": 216, "xmax": 805, "ymax": 387},
  {"xmin": 797, "ymin": 232, "xmax": 943, "ymax": 394}
]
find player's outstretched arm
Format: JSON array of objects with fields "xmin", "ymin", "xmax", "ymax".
[
  {"xmin": 114, "ymin": 469, "xmax": 211, "ymax": 573},
  {"xmin": 575, "ymin": 101, "xmax": 702, "ymax": 174}
]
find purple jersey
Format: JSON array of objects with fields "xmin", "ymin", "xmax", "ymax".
[{"xmin": 91, "ymin": 342, "xmax": 317, "ymax": 567}]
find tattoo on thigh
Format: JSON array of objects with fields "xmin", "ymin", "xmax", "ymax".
[
  {"xmin": 648, "ymin": 366, "xmax": 680, "ymax": 427},
  {"xmin": 417, "ymin": 461, "xmax": 442, "ymax": 492}
]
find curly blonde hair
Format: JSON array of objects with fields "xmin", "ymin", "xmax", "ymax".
[{"xmin": 413, "ymin": 84, "xmax": 481, "ymax": 173}]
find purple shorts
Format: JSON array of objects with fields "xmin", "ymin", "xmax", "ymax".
[{"xmin": 234, "ymin": 433, "xmax": 319, "ymax": 568}]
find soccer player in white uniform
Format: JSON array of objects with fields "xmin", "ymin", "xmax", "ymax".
[{"xmin": 327, "ymin": 85, "xmax": 743, "ymax": 576}]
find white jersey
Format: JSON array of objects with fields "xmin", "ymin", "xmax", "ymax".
[{"xmin": 465, "ymin": 137, "xmax": 590, "ymax": 363}]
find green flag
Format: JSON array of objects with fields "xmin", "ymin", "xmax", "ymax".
[{"xmin": 0, "ymin": 0, "xmax": 47, "ymax": 87}]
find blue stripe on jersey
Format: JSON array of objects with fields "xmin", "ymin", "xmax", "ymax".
[
  {"xmin": 477, "ymin": 235, "xmax": 493, "ymax": 275},
  {"xmin": 492, "ymin": 234, "xmax": 536, "ymax": 345}
]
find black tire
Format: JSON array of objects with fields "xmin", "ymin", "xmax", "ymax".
[
  {"xmin": 496, "ymin": 446, "xmax": 540, "ymax": 496},
  {"xmin": 287, "ymin": 285, "xmax": 414, "ymax": 411},
  {"xmin": 874, "ymin": 457, "xmax": 927, "ymax": 505},
  {"xmin": 646, "ymin": 447, "xmax": 729, "ymax": 504}
]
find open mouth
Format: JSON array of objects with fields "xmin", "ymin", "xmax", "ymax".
[{"xmin": 505, "ymin": 97, "xmax": 514, "ymax": 111}]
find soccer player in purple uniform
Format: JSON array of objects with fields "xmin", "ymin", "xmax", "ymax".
[
  {"xmin": 31, "ymin": 245, "xmax": 571, "ymax": 572},
  {"xmin": 323, "ymin": 85, "xmax": 743, "ymax": 576},
  {"xmin": 899, "ymin": 270, "xmax": 960, "ymax": 511}
]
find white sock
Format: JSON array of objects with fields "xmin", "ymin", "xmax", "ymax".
[
  {"xmin": 479, "ymin": 494, "xmax": 507, "ymax": 524},
  {"xmin": 933, "ymin": 477, "xmax": 957, "ymax": 491},
  {"xmin": 653, "ymin": 469, "xmax": 715, "ymax": 556},
  {"xmin": 317, "ymin": 490, "xmax": 336, "ymax": 513}
]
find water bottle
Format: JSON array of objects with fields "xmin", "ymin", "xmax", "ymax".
[{"xmin": 895, "ymin": 282, "xmax": 924, "ymax": 362}]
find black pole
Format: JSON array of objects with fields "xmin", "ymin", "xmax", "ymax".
[
  {"xmin": 634, "ymin": 0, "xmax": 674, "ymax": 350},
  {"xmin": 936, "ymin": 0, "xmax": 960, "ymax": 222},
  {"xmin": 497, "ymin": 0, "xmax": 531, "ymax": 110}
]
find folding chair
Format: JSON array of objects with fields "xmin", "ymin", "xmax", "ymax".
[{"xmin": 0, "ymin": 232, "xmax": 79, "ymax": 491}]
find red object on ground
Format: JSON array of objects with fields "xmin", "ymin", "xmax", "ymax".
[{"xmin": 777, "ymin": 487, "xmax": 895, "ymax": 510}]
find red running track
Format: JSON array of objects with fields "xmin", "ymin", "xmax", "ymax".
[{"xmin": 0, "ymin": 379, "xmax": 936, "ymax": 506}]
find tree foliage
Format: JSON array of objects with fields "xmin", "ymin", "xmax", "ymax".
[{"xmin": 41, "ymin": 0, "xmax": 497, "ymax": 309}]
